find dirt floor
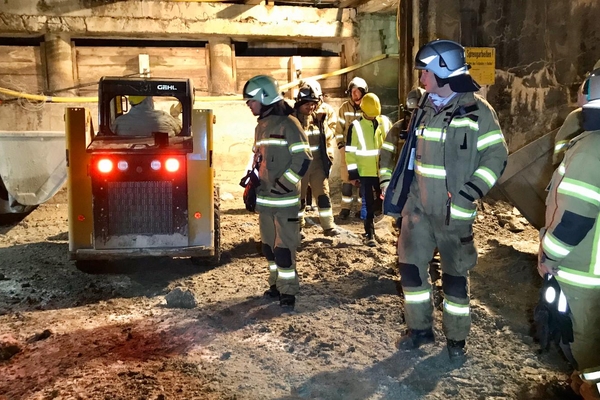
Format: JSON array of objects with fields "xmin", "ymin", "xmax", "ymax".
[{"xmin": 0, "ymin": 186, "xmax": 582, "ymax": 400}]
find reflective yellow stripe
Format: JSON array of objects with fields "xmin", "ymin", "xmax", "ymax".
[
  {"xmin": 473, "ymin": 166, "xmax": 498, "ymax": 188},
  {"xmin": 557, "ymin": 269, "xmax": 600, "ymax": 288},
  {"xmin": 443, "ymin": 299, "xmax": 470, "ymax": 316},
  {"xmin": 290, "ymin": 143, "xmax": 310, "ymax": 153},
  {"xmin": 256, "ymin": 196, "xmax": 300, "ymax": 207},
  {"xmin": 415, "ymin": 161, "xmax": 446, "ymax": 178},
  {"xmin": 381, "ymin": 142, "xmax": 396, "ymax": 152},
  {"xmin": 477, "ymin": 130, "xmax": 504, "ymax": 150},
  {"xmin": 277, "ymin": 269, "xmax": 296, "ymax": 279},
  {"xmin": 543, "ymin": 233, "xmax": 572, "ymax": 259},
  {"xmin": 257, "ymin": 138, "xmax": 288, "ymax": 146},
  {"xmin": 404, "ymin": 290, "xmax": 430, "ymax": 303},
  {"xmin": 450, "ymin": 204, "xmax": 476, "ymax": 220}
]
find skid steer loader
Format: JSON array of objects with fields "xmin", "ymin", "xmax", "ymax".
[{"xmin": 66, "ymin": 76, "xmax": 220, "ymax": 268}]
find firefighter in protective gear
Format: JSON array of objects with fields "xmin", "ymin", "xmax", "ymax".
[
  {"xmin": 346, "ymin": 93, "xmax": 390, "ymax": 247},
  {"xmin": 293, "ymin": 82, "xmax": 340, "ymax": 237},
  {"xmin": 335, "ymin": 77, "xmax": 369, "ymax": 220},
  {"xmin": 112, "ymin": 96, "xmax": 182, "ymax": 137},
  {"xmin": 383, "ymin": 39, "xmax": 508, "ymax": 360},
  {"xmin": 379, "ymin": 87, "xmax": 425, "ymax": 196},
  {"xmin": 553, "ymin": 71, "xmax": 596, "ymax": 165},
  {"xmin": 297, "ymin": 80, "xmax": 338, "ymax": 213},
  {"xmin": 243, "ymin": 75, "xmax": 312, "ymax": 310},
  {"xmin": 538, "ymin": 71, "xmax": 600, "ymax": 400}
]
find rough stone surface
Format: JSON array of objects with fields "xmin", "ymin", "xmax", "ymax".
[{"xmin": 165, "ymin": 287, "xmax": 197, "ymax": 309}]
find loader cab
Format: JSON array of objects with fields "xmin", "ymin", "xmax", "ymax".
[
  {"xmin": 97, "ymin": 76, "xmax": 193, "ymax": 138},
  {"xmin": 66, "ymin": 76, "xmax": 220, "ymax": 268}
]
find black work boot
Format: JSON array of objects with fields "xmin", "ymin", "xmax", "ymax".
[
  {"xmin": 264, "ymin": 285, "xmax": 280, "ymax": 298},
  {"xmin": 338, "ymin": 208, "xmax": 351, "ymax": 220},
  {"xmin": 279, "ymin": 294, "xmax": 296, "ymax": 310},
  {"xmin": 397, "ymin": 328, "xmax": 435, "ymax": 350},
  {"xmin": 363, "ymin": 219, "xmax": 377, "ymax": 247},
  {"xmin": 447, "ymin": 339, "xmax": 467, "ymax": 362}
]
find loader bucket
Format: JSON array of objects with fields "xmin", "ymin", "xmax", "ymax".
[
  {"xmin": 0, "ymin": 131, "xmax": 66, "ymax": 211},
  {"xmin": 496, "ymin": 129, "xmax": 557, "ymax": 231}
]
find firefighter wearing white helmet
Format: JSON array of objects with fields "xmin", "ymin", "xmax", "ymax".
[
  {"xmin": 335, "ymin": 76, "xmax": 369, "ymax": 220},
  {"xmin": 243, "ymin": 75, "xmax": 313, "ymax": 310},
  {"xmin": 345, "ymin": 93, "xmax": 390, "ymax": 247},
  {"xmin": 292, "ymin": 81, "xmax": 340, "ymax": 237},
  {"xmin": 539, "ymin": 70, "xmax": 600, "ymax": 400},
  {"xmin": 383, "ymin": 39, "xmax": 508, "ymax": 360}
]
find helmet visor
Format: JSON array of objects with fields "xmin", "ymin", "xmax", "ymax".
[{"xmin": 416, "ymin": 42, "xmax": 468, "ymax": 74}]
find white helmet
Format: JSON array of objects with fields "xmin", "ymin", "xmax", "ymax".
[
  {"xmin": 243, "ymin": 75, "xmax": 282, "ymax": 106},
  {"xmin": 415, "ymin": 39, "xmax": 480, "ymax": 92},
  {"xmin": 346, "ymin": 77, "xmax": 368, "ymax": 95},
  {"xmin": 296, "ymin": 79, "xmax": 322, "ymax": 103},
  {"xmin": 583, "ymin": 68, "xmax": 600, "ymax": 103}
]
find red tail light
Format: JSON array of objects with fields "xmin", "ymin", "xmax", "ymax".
[
  {"xmin": 97, "ymin": 159, "xmax": 113, "ymax": 173},
  {"xmin": 165, "ymin": 158, "xmax": 180, "ymax": 172}
]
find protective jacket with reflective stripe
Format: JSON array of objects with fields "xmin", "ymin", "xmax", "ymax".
[
  {"xmin": 335, "ymin": 101, "xmax": 363, "ymax": 148},
  {"xmin": 379, "ymin": 117, "xmax": 408, "ymax": 185},
  {"xmin": 541, "ymin": 129, "xmax": 600, "ymax": 288},
  {"xmin": 345, "ymin": 116, "xmax": 389, "ymax": 179},
  {"xmin": 553, "ymin": 107, "xmax": 583, "ymax": 166},
  {"xmin": 293, "ymin": 108, "xmax": 336, "ymax": 176},
  {"xmin": 384, "ymin": 92, "xmax": 508, "ymax": 224},
  {"xmin": 253, "ymin": 111, "xmax": 312, "ymax": 211}
]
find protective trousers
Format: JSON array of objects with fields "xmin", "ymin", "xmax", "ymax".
[
  {"xmin": 560, "ymin": 282, "xmax": 600, "ymax": 389},
  {"xmin": 359, "ymin": 176, "xmax": 379, "ymax": 238},
  {"xmin": 259, "ymin": 207, "xmax": 300, "ymax": 296},
  {"xmin": 397, "ymin": 211, "xmax": 477, "ymax": 341},
  {"xmin": 300, "ymin": 156, "xmax": 335, "ymax": 231},
  {"xmin": 339, "ymin": 148, "xmax": 359, "ymax": 210}
]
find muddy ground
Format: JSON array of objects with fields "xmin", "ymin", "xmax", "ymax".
[{"xmin": 0, "ymin": 186, "xmax": 582, "ymax": 400}]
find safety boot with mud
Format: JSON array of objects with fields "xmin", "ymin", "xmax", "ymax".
[
  {"xmin": 338, "ymin": 208, "xmax": 351, "ymax": 220},
  {"xmin": 279, "ymin": 294, "xmax": 296, "ymax": 310},
  {"xmin": 397, "ymin": 328, "xmax": 435, "ymax": 350},
  {"xmin": 447, "ymin": 339, "xmax": 467, "ymax": 362},
  {"xmin": 264, "ymin": 285, "xmax": 280, "ymax": 299}
]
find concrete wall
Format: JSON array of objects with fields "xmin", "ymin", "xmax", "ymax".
[
  {"xmin": 420, "ymin": 0, "xmax": 600, "ymax": 152},
  {"xmin": 354, "ymin": 13, "xmax": 400, "ymax": 120}
]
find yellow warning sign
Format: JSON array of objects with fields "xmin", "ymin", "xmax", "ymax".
[{"xmin": 465, "ymin": 47, "xmax": 496, "ymax": 86}]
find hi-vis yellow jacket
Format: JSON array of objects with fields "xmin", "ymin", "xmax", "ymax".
[
  {"xmin": 345, "ymin": 115, "xmax": 391, "ymax": 180},
  {"xmin": 541, "ymin": 128, "xmax": 600, "ymax": 289},
  {"xmin": 253, "ymin": 111, "xmax": 312, "ymax": 211}
]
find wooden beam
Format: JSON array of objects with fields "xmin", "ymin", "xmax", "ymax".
[
  {"xmin": 358, "ymin": 0, "xmax": 399, "ymax": 13},
  {"xmin": 244, "ymin": 0, "xmax": 265, "ymax": 4},
  {"xmin": 337, "ymin": 0, "xmax": 362, "ymax": 8},
  {"xmin": 0, "ymin": 2, "xmax": 355, "ymax": 41}
]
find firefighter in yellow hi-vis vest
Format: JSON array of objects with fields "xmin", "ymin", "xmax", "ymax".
[
  {"xmin": 345, "ymin": 93, "xmax": 390, "ymax": 247},
  {"xmin": 243, "ymin": 75, "xmax": 312, "ymax": 310}
]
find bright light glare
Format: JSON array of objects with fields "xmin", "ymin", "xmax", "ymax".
[
  {"xmin": 117, "ymin": 161, "xmax": 128, "ymax": 171},
  {"xmin": 151, "ymin": 160, "xmax": 161, "ymax": 171},
  {"xmin": 97, "ymin": 159, "xmax": 113, "ymax": 173},
  {"xmin": 165, "ymin": 158, "xmax": 180, "ymax": 172}
]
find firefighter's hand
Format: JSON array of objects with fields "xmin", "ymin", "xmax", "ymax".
[{"xmin": 537, "ymin": 247, "xmax": 558, "ymax": 277}]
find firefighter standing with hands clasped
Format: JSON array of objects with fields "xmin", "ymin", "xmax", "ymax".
[
  {"xmin": 243, "ymin": 75, "xmax": 312, "ymax": 310},
  {"xmin": 383, "ymin": 39, "xmax": 508, "ymax": 361},
  {"xmin": 538, "ymin": 69, "xmax": 600, "ymax": 400}
]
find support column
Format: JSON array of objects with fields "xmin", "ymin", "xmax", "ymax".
[
  {"xmin": 44, "ymin": 32, "xmax": 76, "ymax": 96},
  {"xmin": 208, "ymin": 38, "xmax": 235, "ymax": 95}
]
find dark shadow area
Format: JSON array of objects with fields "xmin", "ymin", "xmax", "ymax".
[
  {"xmin": 221, "ymin": 207, "xmax": 255, "ymax": 216},
  {"xmin": 0, "ymin": 210, "xmax": 35, "ymax": 232},
  {"xmin": 0, "ymin": 315, "xmax": 221, "ymax": 399}
]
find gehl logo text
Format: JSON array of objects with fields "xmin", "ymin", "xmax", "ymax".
[{"xmin": 157, "ymin": 84, "xmax": 177, "ymax": 90}]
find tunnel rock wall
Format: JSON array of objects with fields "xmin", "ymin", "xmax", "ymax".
[{"xmin": 423, "ymin": 0, "xmax": 600, "ymax": 152}]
